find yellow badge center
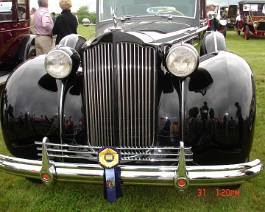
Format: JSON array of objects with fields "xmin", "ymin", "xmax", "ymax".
[{"xmin": 99, "ymin": 148, "xmax": 119, "ymax": 168}]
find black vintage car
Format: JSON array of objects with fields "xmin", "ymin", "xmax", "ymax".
[{"xmin": 0, "ymin": 0, "xmax": 263, "ymax": 201}]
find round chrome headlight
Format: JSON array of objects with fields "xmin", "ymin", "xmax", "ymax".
[
  {"xmin": 44, "ymin": 50, "xmax": 72, "ymax": 79},
  {"xmin": 166, "ymin": 44, "xmax": 199, "ymax": 77}
]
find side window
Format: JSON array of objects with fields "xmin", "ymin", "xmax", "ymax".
[
  {"xmin": 18, "ymin": 0, "xmax": 26, "ymax": 20},
  {"xmin": 200, "ymin": 0, "xmax": 206, "ymax": 19},
  {"xmin": 99, "ymin": 0, "xmax": 113, "ymax": 21},
  {"xmin": 0, "ymin": 0, "xmax": 12, "ymax": 22}
]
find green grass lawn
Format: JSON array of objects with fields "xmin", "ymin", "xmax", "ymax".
[
  {"xmin": 0, "ymin": 29, "xmax": 264, "ymax": 211},
  {"xmin": 77, "ymin": 25, "xmax": 96, "ymax": 40}
]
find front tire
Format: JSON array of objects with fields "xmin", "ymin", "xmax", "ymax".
[
  {"xmin": 27, "ymin": 45, "xmax": 36, "ymax": 59},
  {"xmin": 244, "ymin": 25, "xmax": 250, "ymax": 40},
  {"xmin": 223, "ymin": 26, "xmax": 227, "ymax": 38}
]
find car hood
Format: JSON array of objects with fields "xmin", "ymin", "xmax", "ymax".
[{"xmin": 100, "ymin": 20, "xmax": 198, "ymax": 44}]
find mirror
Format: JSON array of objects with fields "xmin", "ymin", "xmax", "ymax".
[{"xmin": 82, "ymin": 18, "xmax": 91, "ymax": 27}]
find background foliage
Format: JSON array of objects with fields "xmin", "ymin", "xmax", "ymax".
[
  {"xmin": 76, "ymin": 6, "xmax": 96, "ymax": 24},
  {"xmin": 0, "ymin": 30, "xmax": 264, "ymax": 211}
]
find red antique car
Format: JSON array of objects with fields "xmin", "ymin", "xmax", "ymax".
[
  {"xmin": 0, "ymin": 0, "xmax": 35, "ymax": 83},
  {"xmin": 236, "ymin": 0, "xmax": 265, "ymax": 39}
]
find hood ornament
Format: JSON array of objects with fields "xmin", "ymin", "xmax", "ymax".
[
  {"xmin": 109, "ymin": 8, "xmax": 123, "ymax": 31},
  {"xmin": 113, "ymin": 10, "xmax": 118, "ymax": 29}
]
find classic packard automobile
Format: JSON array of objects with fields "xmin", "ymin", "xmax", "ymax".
[
  {"xmin": 236, "ymin": 0, "xmax": 265, "ymax": 39},
  {"xmin": 0, "ymin": 0, "xmax": 263, "ymax": 202},
  {"xmin": 0, "ymin": 0, "xmax": 35, "ymax": 84}
]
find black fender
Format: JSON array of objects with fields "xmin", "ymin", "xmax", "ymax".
[
  {"xmin": 59, "ymin": 34, "xmax": 86, "ymax": 55},
  {"xmin": 1, "ymin": 34, "xmax": 35, "ymax": 71},
  {"xmin": 15, "ymin": 34, "xmax": 36, "ymax": 66},
  {"xmin": 1, "ymin": 54, "xmax": 84, "ymax": 159},
  {"xmin": 185, "ymin": 51, "xmax": 255, "ymax": 164},
  {"xmin": 200, "ymin": 31, "xmax": 226, "ymax": 56}
]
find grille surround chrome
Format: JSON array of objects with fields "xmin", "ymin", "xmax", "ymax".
[{"xmin": 84, "ymin": 42, "xmax": 157, "ymax": 149}]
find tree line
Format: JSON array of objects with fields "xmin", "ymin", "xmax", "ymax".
[{"xmin": 76, "ymin": 6, "xmax": 96, "ymax": 24}]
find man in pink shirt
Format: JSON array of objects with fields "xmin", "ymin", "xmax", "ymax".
[{"xmin": 34, "ymin": 0, "xmax": 54, "ymax": 55}]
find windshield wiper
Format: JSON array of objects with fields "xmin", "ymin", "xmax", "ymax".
[
  {"xmin": 121, "ymin": 14, "xmax": 174, "ymax": 22},
  {"xmin": 155, "ymin": 14, "xmax": 173, "ymax": 20},
  {"xmin": 121, "ymin": 15, "xmax": 141, "ymax": 21},
  {"xmin": 138, "ymin": 29, "xmax": 167, "ymax": 34}
]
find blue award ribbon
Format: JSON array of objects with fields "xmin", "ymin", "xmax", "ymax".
[{"xmin": 98, "ymin": 147, "xmax": 122, "ymax": 202}]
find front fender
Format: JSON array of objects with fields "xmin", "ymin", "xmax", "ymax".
[
  {"xmin": 185, "ymin": 51, "xmax": 255, "ymax": 164},
  {"xmin": 200, "ymin": 31, "xmax": 226, "ymax": 55},
  {"xmin": 15, "ymin": 34, "xmax": 36, "ymax": 63},
  {"xmin": 1, "ymin": 55, "xmax": 84, "ymax": 159},
  {"xmin": 59, "ymin": 34, "xmax": 86, "ymax": 55}
]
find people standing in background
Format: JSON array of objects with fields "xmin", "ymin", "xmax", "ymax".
[
  {"xmin": 52, "ymin": 0, "xmax": 78, "ymax": 45},
  {"xmin": 50, "ymin": 12, "xmax": 56, "ymax": 23},
  {"xmin": 206, "ymin": 3, "xmax": 216, "ymax": 31},
  {"xmin": 72, "ymin": 12, "xmax": 79, "ymax": 24},
  {"xmin": 34, "ymin": 0, "xmax": 54, "ymax": 55},
  {"xmin": 30, "ymin": 7, "xmax": 36, "ymax": 34}
]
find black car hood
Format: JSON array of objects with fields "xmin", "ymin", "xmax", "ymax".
[
  {"xmin": 98, "ymin": 20, "xmax": 197, "ymax": 44},
  {"xmin": 122, "ymin": 21, "xmax": 190, "ymax": 33}
]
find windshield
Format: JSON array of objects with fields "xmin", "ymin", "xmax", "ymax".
[
  {"xmin": 243, "ymin": 3, "xmax": 265, "ymax": 13},
  {"xmin": 98, "ymin": 0, "xmax": 197, "ymax": 21},
  {"xmin": 243, "ymin": 3, "xmax": 265, "ymax": 16},
  {"xmin": 0, "ymin": 1, "xmax": 12, "ymax": 21}
]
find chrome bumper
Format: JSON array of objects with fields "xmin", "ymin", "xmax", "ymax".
[{"xmin": 0, "ymin": 138, "xmax": 263, "ymax": 189}]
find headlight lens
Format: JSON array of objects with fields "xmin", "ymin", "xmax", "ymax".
[
  {"xmin": 44, "ymin": 50, "xmax": 72, "ymax": 79},
  {"xmin": 166, "ymin": 44, "xmax": 199, "ymax": 77}
]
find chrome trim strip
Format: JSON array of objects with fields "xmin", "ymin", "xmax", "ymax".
[
  {"xmin": 83, "ymin": 50, "xmax": 90, "ymax": 145},
  {"xmin": 117, "ymin": 43, "xmax": 122, "ymax": 146},
  {"xmin": 213, "ymin": 32, "xmax": 218, "ymax": 52},
  {"xmin": 134, "ymin": 44, "xmax": 137, "ymax": 147},
  {"xmin": 58, "ymin": 81, "xmax": 65, "ymax": 146},
  {"xmin": 108, "ymin": 44, "xmax": 114, "ymax": 146},
  {"xmin": 138, "ymin": 45, "xmax": 141, "ymax": 147},
  {"xmin": 141, "ymin": 47, "xmax": 144, "ymax": 146},
  {"xmin": 181, "ymin": 80, "xmax": 185, "ymax": 140},
  {"xmin": 0, "ymin": 26, "xmax": 31, "ymax": 33},
  {"xmin": 35, "ymin": 142, "xmax": 191, "ymax": 150}
]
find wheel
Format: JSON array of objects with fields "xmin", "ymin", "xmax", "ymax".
[
  {"xmin": 244, "ymin": 25, "xmax": 250, "ymax": 40},
  {"xmin": 223, "ymin": 26, "xmax": 227, "ymax": 38},
  {"xmin": 27, "ymin": 45, "xmax": 36, "ymax": 59}
]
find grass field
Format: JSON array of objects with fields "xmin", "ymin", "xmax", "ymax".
[{"xmin": 0, "ymin": 29, "xmax": 264, "ymax": 211}]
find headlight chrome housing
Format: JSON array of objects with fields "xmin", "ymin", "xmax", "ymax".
[
  {"xmin": 44, "ymin": 50, "xmax": 72, "ymax": 79},
  {"xmin": 166, "ymin": 43, "xmax": 199, "ymax": 78}
]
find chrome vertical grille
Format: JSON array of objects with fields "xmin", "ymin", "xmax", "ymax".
[{"xmin": 84, "ymin": 42, "xmax": 157, "ymax": 148}]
